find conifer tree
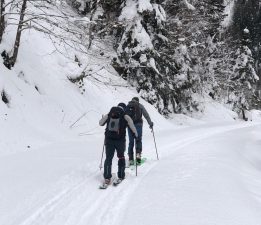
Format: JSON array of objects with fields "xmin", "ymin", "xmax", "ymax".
[
  {"xmin": 0, "ymin": 0, "xmax": 5, "ymax": 43},
  {"xmin": 231, "ymin": 28, "xmax": 259, "ymax": 112},
  {"xmin": 112, "ymin": 0, "xmax": 171, "ymax": 114}
]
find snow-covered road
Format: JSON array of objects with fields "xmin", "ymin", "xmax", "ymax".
[
  {"xmin": 124, "ymin": 124, "xmax": 261, "ymax": 225},
  {"xmin": 1, "ymin": 122, "xmax": 261, "ymax": 225}
]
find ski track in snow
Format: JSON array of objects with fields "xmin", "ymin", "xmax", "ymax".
[{"xmin": 11, "ymin": 122, "xmax": 261, "ymax": 225}]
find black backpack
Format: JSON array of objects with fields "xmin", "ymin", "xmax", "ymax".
[
  {"xmin": 105, "ymin": 106, "xmax": 126, "ymax": 139},
  {"xmin": 126, "ymin": 101, "xmax": 142, "ymax": 123}
]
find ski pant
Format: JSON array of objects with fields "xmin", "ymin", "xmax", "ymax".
[
  {"xmin": 128, "ymin": 123, "xmax": 143, "ymax": 160},
  {"xmin": 104, "ymin": 138, "xmax": 126, "ymax": 179}
]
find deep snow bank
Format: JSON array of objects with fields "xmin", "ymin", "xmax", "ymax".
[{"xmin": 0, "ymin": 16, "xmax": 170, "ymax": 155}]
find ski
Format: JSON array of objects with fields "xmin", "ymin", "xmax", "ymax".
[
  {"xmin": 99, "ymin": 182, "xmax": 109, "ymax": 189},
  {"xmin": 99, "ymin": 179, "xmax": 113, "ymax": 189},
  {"xmin": 99, "ymin": 175, "xmax": 116, "ymax": 189},
  {"xmin": 113, "ymin": 178, "xmax": 123, "ymax": 186},
  {"xmin": 136, "ymin": 157, "xmax": 147, "ymax": 166},
  {"xmin": 127, "ymin": 157, "xmax": 147, "ymax": 170},
  {"xmin": 126, "ymin": 157, "xmax": 147, "ymax": 167}
]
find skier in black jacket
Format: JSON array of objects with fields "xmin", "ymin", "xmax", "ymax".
[{"xmin": 99, "ymin": 102, "xmax": 138, "ymax": 186}]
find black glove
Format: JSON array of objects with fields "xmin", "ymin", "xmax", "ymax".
[{"xmin": 149, "ymin": 122, "xmax": 154, "ymax": 129}]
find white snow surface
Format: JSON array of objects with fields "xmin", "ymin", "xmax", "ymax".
[
  {"xmin": 119, "ymin": 0, "xmax": 138, "ymax": 21},
  {"xmin": 1, "ymin": 120, "xmax": 261, "ymax": 225},
  {"xmin": 1, "ymin": 2, "xmax": 261, "ymax": 225},
  {"xmin": 138, "ymin": 0, "xmax": 153, "ymax": 13}
]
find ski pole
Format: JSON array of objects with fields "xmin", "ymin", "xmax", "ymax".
[
  {"xmin": 69, "ymin": 112, "xmax": 87, "ymax": 129},
  {"xmin": 99, "ymin": 139, "xmax": 105, "ymax": 170},
  {"xmin": 135, "ymin": 149, "xmax": 138, "ymax": 176},
  {"xmin": 134, "ymin": 138, "xmax": 138, "ymax": 176},
  {"xmin": 151, "ymin": 128, "xmax": 159, "ymax": 160}
]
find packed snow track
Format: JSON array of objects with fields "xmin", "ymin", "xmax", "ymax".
[{"xmin": 1, "ymin": 122, "xmax": 261, "ymax": 225}]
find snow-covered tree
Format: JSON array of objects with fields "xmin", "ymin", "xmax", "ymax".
[
  {"xmin": 110, "ymin": 0, "xmax": 172, "ymax": 114},
  {"xmin": 67, "ymin": 0, "xmax": 260, "ymax": 115},
  {"xmin": 159, "ymin": 0, "xmax": 227, "ymax": 113},
  {"xmin": 0, "ymin": 0, "xmax": 6, "ymax": 43},
  {"xmin": 68, "ymin": 0, "xmax": 92, "ymax": 14},
  {"xmin": 230, "ymin": 28, "xmax": 259, "ymax": 112},
  {"xmin": 1, "ymin": 0, "xmax": 91, "ymax": 68},
  {"xmin": 231, "ymin": 0, "xmax": 261, "ymax": 102}
]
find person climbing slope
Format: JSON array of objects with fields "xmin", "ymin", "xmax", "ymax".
[
  {"xmin": 99, "ymin": 102, "xmax": 138, "ymax": 188},
  {"xmin": 126, "ymin": 97, "xmax": 153, "ymax": 165}
]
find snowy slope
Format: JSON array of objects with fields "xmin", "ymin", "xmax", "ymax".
[
  {"xmin": 0, "ymin": 5, "xmax": 171, "ymax": 156},
  {"xmin": 1, "ymin": 122, "xmax": 261, "ymax": 225},
  {"xmin": 1, "ymin": 2, "xmax": 261, "ymax": 225},
  {"xmin": 123, "ymin": 124, "xmax": 261, "ymax": 225},
  {"xmin": 0, "ymin": 23, "xmax": 170, "ymax": 222}
]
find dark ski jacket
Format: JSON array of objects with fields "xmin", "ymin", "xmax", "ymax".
[
  {"xmin": 128, "ymin": 100, "xmax": 153, "ymax": 126},
  {"xmin": 99, "ymin": 113, "xmax": 138, "ymax": 139}
]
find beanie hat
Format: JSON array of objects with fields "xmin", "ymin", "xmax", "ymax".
[
  {"xmin": 132, "ymin": 97, "xmax": 139, "ymax": 102},
  {"xmin": 118, "ymin": 102, "xmax": 126, "ymax": 111}
]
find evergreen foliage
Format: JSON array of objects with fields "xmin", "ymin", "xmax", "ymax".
[
  {"xmin": 1, "ymin": 0, "xmax": 260, "ymax": 117},
  {"xmin": 69, "ymin": 0, "xmax": 260, "ymax": 116}
]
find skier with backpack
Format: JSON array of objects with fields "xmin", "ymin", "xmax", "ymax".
[
  {"xmin": 126, "ymin": 97, "xmax": 153, "ymax": 165},
  {"xmin": 99, "ymin": 102, "xmax": 138, "ymax": 188}
]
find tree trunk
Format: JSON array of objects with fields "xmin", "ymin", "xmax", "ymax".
[
  {"xmin": 241, "ymin": 104, "xmax": 248, "ymax": 121},
  {"xmin": 0, "ymin": 0, "xmax": 5, "ymax": 43},
  {"xmin": 10, "ymin": 0, "xmax": 27, "ymax": 66}
]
